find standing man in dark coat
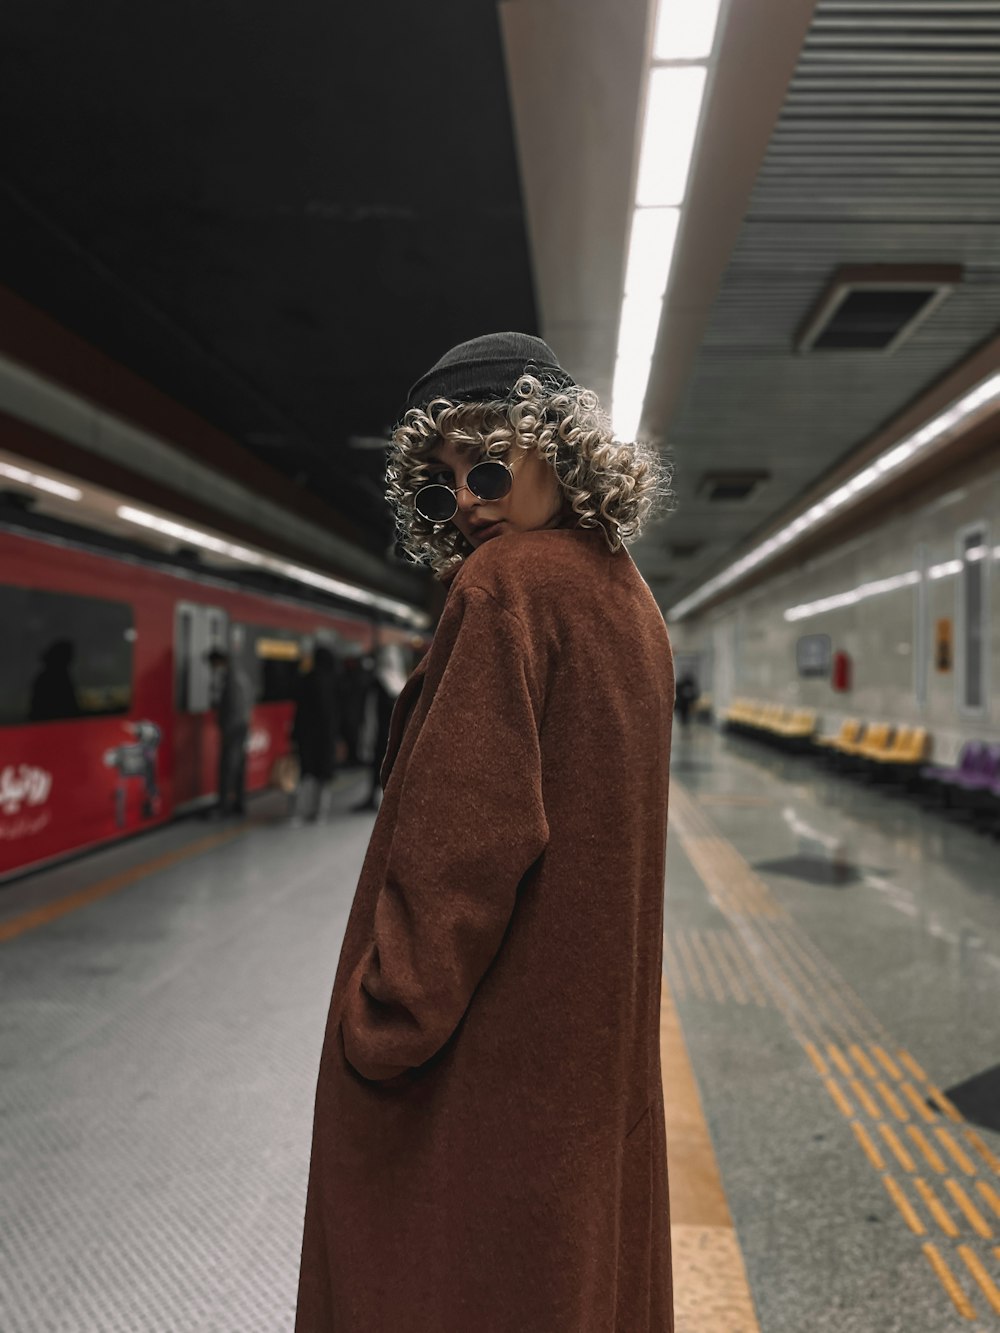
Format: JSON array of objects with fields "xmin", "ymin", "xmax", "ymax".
[
  {"xmin": 207, "ymin": 647, "xmax": 253, "ymax": 817},
  {"xmin": 350, "ymin": 642, "xmax": 409, "ymax": 813},
  {"xmin": 296, "ymin": 334, "xmax": 676, "ymax": 1331},
  {"xmin": 291, "ymin": 645, "xmax": 341, "ymax": 823}
]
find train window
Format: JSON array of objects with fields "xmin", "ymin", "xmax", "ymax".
[
  {"xmin": 0, "ymin": 585, "xmax": 133, "ymax": 726},
  {"xmin": 958, "ymin": 526, "xmax": 988, "ymax": 713},
  {"xmin": 237, "ymin": 625, "xmax": 304, "ymax": 703}
]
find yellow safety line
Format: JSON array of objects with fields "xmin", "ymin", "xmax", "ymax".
[
  {"xmin": 928, "ymin": 1085, "xmax": 964, "ymax": 1124},
  {"xmin": 976, "ymin": 1181, "xmax": 1000, "ymax": 1218},
  {"xmin": 721, "ymin": 932, "xmax": 768, "ymax": 1007},
  {"xmin": 965, "ymin": 1130, "xmax": 1000, "ymax": 1176},
  {"xmin": 922, "ymin": 1243, "xmax": 977, "ymax": 1320},
  {"xmin": 876, "ymin": 1080, "xmax": 911, "ymax": 1122},
  {"xmin": 824, "ymin": 1078, "xmax": 855, "ymax": 1120},
  {"xmin": 945, "ymin": 1180, "xmax": 994, "ymax": 1239},
  {"xmin": 674, "ymin": 930, "xmax": 708, "ymax": 1002},
  {"xmin": 907, "ymin": 1126, "xmax": 948, "ymax": 1175},
  {"xmin": 851, "ymin": 1122, "xmax": 885, "ymax": 1172},
  {"xmin": 900, "ymin": 1081, "xmax": 936, "ymax": 1123},
  {"xmin": 937, "ymin": 1128, "xmax": 977, "ymax": 1177},
  {"xmin": 708, "ymin": 931, "xmax": 747, "ymax": 1005},
  {"xmin": 958, "ymin": 1245, "xmax": 1000, "ymax": 1316},
  {"xmin": 849, "ymin": 1044, "xmax": 879, "ymax": 1080},
  {"xmin": 0, "ymin": 828, "xmax": 242, "ymax": 944},
  {"xmin": 872, "ymin": 1045, "xmax": 903, "ymax": 1081},
  {"xmin": 661, "ymin": 933, "xmax": 687, "ymax": 1001},
  {"xmin": 883, "ymin": 1176, "xmax": 925, "ymax": 1235},
  {"xmin": 914, "ymin": 1178, "xmax": 960, "ymax": 1238},
  {"xmin": 899, "ymin": 1050, "xmax": 929, "ymax": 1083},
  {"xmin": 826, "ymin": 1043, "xmax": 854, "ymax": 1079},
  {"xmin": 849, "ymin": 1079, "xmax": 883, "ymax": 1121},
  {"xmin": 878, "ymin": 1124, "xmax": 916, "ymax": 1174},
  {"xmin": 689, "ymin": 930, "xmax": 727, "ymax": 1004},
  {"xmin": 805, "ymin": 1043, "xmax": 828, "ymax": 1077},
  {"xmin": 660, "ymin": 972, "xmax": 761, "ymax": 1330}
]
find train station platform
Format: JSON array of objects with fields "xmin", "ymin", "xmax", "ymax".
[{"xmin": 2, "ymin": 742, "xmax": 999, "ymax": 1331}]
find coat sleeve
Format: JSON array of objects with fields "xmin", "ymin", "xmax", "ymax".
[{"xmin": 340, "ymin": 585, "xmax": 550, "ymax": 1081}]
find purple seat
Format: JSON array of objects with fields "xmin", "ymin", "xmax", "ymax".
[
  {"xmin": 949, "ymin": 744, "xmax": 1000, "ymax": 792},
  {"xmin": 921, "ymin": 741, "xmax": 987, "ymax": 785}
]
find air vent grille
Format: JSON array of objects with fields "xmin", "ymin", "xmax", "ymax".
[
  {"xmin": 697, "ymin": 470, "xmax": 770, "ymax": 502},
  {"xmin": 797, "ymin": 264, "xmax": 961, "ymax": 354}
]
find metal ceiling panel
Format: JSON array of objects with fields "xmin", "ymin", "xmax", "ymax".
[{"xmin": 640, "ymin": 0, "xmax": 1000, "ymax": 608}]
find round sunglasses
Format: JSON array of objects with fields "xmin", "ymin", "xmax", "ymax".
[{"xmin": 413, "ymin": 457, "xmax": 516, "ymax": 524}]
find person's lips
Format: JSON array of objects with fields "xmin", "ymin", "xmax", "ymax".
[{"xmin": 470, "ymin": 520, "xmax": 504, "ymax": 541}]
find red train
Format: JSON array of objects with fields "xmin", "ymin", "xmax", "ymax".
[{"xmin": 0, "ymin": 525, "xmax": 425, "ymax": 882}]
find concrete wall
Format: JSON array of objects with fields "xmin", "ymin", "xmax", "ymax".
[{"xmin": 670, "ymin": 453, "xmax": 999, "ymax": 765}]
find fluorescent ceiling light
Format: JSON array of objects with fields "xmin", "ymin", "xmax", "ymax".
[
  {"xmin": 784, "ymin": 570, "xmax": 920, "ymax": 622},
  {"xmin": 0, "ymin": 460, "xmax": 82, "ymax": 502},
  {"xmin": 616, "ymin": 292, "xmax": 665, "ymax": 368},
  {"xmin": 625, "ymin": 207, "xmax": 681, "ymax": 298},
  {"xmin": 929, "ymin": 559, "xmax": 963, "ymax": 580},
  {"xmin": 654, "ymin": 0, "xmax": 723, "ymax": 61},
  {"xmin": 668, "ymin": 370, "xmax": 1000, "ymax": 620},
  {"xmin": 612, "ymin": 355, "xmax": 653, "ymax": 442},
  {"xmin": 635, "ymin": 66, "xmax": 707, "ymax": 208},
  {"xmin": 613, "ymin": 209, "xmax": 680, "ymax": 438},
  {"xmin": 116, "ymin": 505, "xmax": 426, "ymax": 626}
]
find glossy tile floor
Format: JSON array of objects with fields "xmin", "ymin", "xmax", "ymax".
[
  {"xmin": 666, "ymin": 725, "xmax": 1000, "ymax": 1331},
  {"xmin": 1, "ymin": 739, "xmax": 998, "ymax": 1331}
]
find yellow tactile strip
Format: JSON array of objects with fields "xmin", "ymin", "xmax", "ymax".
[
  {"xmin": 669, "ymin": 781, "xmax": 1000, "ymax": 1324},
  {"xmin": 664, "ymin": 926, "xmax": 771, "ymax": 1007},
  {"xmin": 661, "ymin": 975, "xmax": 761, "ymax": 1331}
]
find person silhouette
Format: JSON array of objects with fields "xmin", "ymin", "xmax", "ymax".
[{"xmin": 29, "ymin": 639, "xmax": 81, "ymax": 722}]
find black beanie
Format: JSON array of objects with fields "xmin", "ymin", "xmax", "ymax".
[{"xmin": 403, "ymin": 331, "xmax": 576, "ymax": 415}]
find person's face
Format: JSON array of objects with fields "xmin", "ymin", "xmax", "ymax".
[{"xmin": 423, "ymin": 435, "xmax": 567, "ymax": 550}]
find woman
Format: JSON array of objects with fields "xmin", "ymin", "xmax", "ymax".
[{"xmin": 296, "ymin": 332, "xmax": 676, "ymax": 1331}]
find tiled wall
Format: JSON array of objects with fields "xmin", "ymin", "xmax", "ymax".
[{"xmin": 669, "ymin": 457, "xmax": 999, "ymax": 764}]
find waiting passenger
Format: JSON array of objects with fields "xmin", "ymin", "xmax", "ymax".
[
  {"xmin": 28, "ymin": 638, "xmax": 81, "ymax": 722},
  {"xmin": 206, "ymin": 647, "xmax": 253, "ymax": 817},
  {"xmin": 674, "ymin": 671, "xmax": 699, "ymax": 728},
  {"xmin": 349, "ymin": 642, "xmax": 409, "ymax": 813},
  {"xmin": 295, "ymin": 332, "xmax": 676, "ymax": 1332},
  {"xmin": 291, "ymin": 645, "xmax": 341, "ymax": 824}
]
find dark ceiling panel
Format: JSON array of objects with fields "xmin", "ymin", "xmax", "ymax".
[{"xmin": 0, "ymin": 1, "xmax": 538, "ymax": 551}]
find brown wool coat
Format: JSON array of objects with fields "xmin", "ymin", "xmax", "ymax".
[{"xmin": 296, "ymin": 526, "xmax": 675, "ymax": 1332}]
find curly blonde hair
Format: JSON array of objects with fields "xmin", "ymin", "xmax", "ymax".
[{"xmin": 385, "ymin": 372, "xmax": 673, "ymax": 578}]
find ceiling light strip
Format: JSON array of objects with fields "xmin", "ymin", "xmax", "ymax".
[
  {"xmin": 611, "ymin": 0, "xmax": 724, "ymax": 441},
  {"xmin": 0, "ymin": 460, "xmax": 82, "ymax": 502},
  {"xmin": 668, "ymin": 370, "xmax": 1000, "ymax": 622},
  {"xmin": 115, "ymin": 505, "xmax": 428, "ymax": 627}
]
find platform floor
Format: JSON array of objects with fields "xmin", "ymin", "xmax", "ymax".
[{"xmin": 1, "ymin": 739, "xmax": 999, "ymax": 1331}]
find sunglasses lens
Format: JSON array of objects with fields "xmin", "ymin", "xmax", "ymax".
[
  {"xmin": 467, "ymin": 460, "xmax": 512, "ymax": 502},
  {"xmin": 414, "ymin": 485, "xmax": 457, "ymax": 523}
]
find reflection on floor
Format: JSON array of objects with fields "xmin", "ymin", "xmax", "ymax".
[
  {"xmin": 1, "ymin": 740, "xmax": 998, "ymax": 1331},
  {"xmin": 665, "ymin": 726, "xmax": 1000, "ymax": 1331}
]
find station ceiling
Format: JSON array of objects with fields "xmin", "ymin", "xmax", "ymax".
[
  {"xmin": 635, "ymin": 0, "xmax": 1000, "ymax": 612},
  {"xmin": 3, "ymin": 1, "xmax": 999, "ymax": 614},
  {"xmin": 0, "ymin": 0, "xmax": 537, "ymax": 559}
]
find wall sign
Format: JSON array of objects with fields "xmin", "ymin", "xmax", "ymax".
[
  {"xmin": 935, "ymin": 618, "xmax": 953, "ymax": 672},
  {"xmin": 796, "ymin": 633, "xmax": 832, "ymax": 679}
]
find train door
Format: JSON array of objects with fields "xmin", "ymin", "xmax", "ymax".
[{"xmin": 173, "ymin": 602, "xmax": 228, "ymax": 809}]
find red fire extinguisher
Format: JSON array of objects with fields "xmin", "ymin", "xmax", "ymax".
[{"xmin": 832, "ymin": 650, "xmax": 851, "ymax": 692}]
